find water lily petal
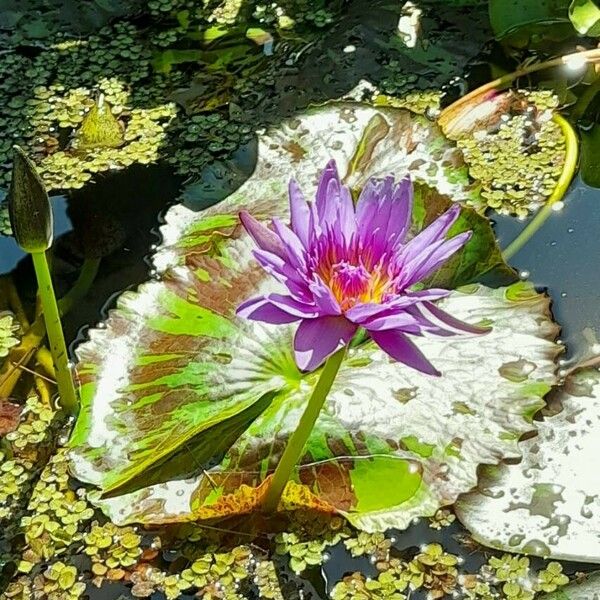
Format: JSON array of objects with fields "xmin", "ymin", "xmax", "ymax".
[
  {"xmin": 289, "ymin": 179, "xmax": 311, "ymax": 248},
  {"xmin": 253, "ymin": 249, "xmax": 311, "ymax": 300},
  {"xmin": 369, "ymin": 329, "xmax": 441, "ymax": 376},
  {"xmin": 417, "ymin": 301, "xmax": 492, "ymax": 335},
  {"xmin": 402, "ymin": 203, "xmax": 462, "ymax": 257},
  {"xmin": 236, "ymin": 296, "xmax": 301, "ymax": 324},
  {"xmin": 267, "ymin": 293, "xmax": 320, "ymax": 318},
  {"xmin": 345, "ymin": 289, "xmax": 450, "ymax": 324},
  {"xmin": 399, "ymin": 231, "xmax": 472, "ymax": 288},
  {"xmin": 384, "ymin": 176, "xmax": 413, "ymax": 245},
  {"xmin": 239, "ymin": 211, "xmax": 286, "ymax": 259},
  {"xmin": 363, "ymin": 310, "xmax": 426, "ymax": 333},
  {"xmin": 272, "ymin": 217, "xmax": 307, "ymax": 270},
  {"xmin": 308, "ymin": 275, "xmax": 342, "ymax": 315},
  {"xmin": 316, "ymin": 159, "xmax": 342, "ymax": 226},
  {"xmin": 294, "ymin": 316, "xmax": 357, "ymax": 371}
]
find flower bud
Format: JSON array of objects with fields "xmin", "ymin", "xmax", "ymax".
[{"xmin": 8, "ymin": 145, "xmax": 53, "ymax": 253}]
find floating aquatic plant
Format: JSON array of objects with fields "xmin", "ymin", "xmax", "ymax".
[{"xmin": 0, "ymin": 310, "xmax": 20, "ymax": 357}]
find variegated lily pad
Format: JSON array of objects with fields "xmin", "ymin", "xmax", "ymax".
[
  {"xmin": 68, "ymin": 104, "xmax": 561, "ymax": 531},
  {"xmin": 457, "ymin": 366, "xmax": 600, "ymax": 563}
]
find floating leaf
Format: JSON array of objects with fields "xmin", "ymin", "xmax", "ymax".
[
  {"xmin": 68, "ymin": 104, "xmax": 560, "ymax": 529},
  {"xmin": 569, "ymin": 0, "xmax": 600, "ymax": 35},
  {"xmin": 457, "ymin": 366, "xmax": 600, "ymax": 562}
]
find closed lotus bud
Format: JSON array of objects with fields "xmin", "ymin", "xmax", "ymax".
[{"xmin": 8, "ymin": 145, "xmax": 53, "ymax": 253}]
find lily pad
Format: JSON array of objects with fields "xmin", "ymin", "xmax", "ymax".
[
  {"xmin": 68, "ymin": 104, "xmax": 560, "ymax": 530},
  {"xmin": 457, "ymin": 366, "xmax": 600, "ymax": 563}
]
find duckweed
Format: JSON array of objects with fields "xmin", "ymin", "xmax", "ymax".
[
  {"xmin": 0, "ymin": 311, "xmax": 20, "ymax": 357},
  {"xmin": 454, "ymin": 91, "xmax": 565, "ymax": 216}
]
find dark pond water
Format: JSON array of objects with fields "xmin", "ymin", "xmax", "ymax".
[{"xmin": 2, "ymin": 1, "xmax": 600, "ymax": 598}]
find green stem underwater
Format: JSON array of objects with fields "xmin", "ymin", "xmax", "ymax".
[
  {"xmin": 262, "ymin": 346, "xmax": 347, "ymax": 513},
  {"xmin": 502, "ymin": 114, "xmax": 579, "ymax": 261},
  {"xmin": 31, "ymin": 251, "xmax": 79, "ymax": 415}
]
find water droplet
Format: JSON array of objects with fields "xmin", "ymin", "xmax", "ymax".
[
  {"xmin": 519, "ymin": 270, "xmax": 530, "ymax": 280},
  {"xmin": 551, "ymin": 202, "xmax": 564, "ymax": 212},
  {"xmin": 522, "ymin": 539, "xmax": 550, "ymax": 556},
  {"xmin": 567, "ymin": 228, "xmax": 574, "ymax": 233},
  {"xmin": 343, "ymin": 45, "xmax": 356, "ymax": 53},
  {"xmin": 508, "ymin": 533, "xmax": 525, "ymax": 546},
  {"xmin": 550, "ymin": 241, "xmax": 557, "ymax": 247}
]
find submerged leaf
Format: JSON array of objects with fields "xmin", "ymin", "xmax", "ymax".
[
  {"xmin": 457, "ymin": 366, "xmax": 600, "ymax": 563},
  {"xmin": 68, "ymin": 104, "xmax": 559, "ymax": 529}
]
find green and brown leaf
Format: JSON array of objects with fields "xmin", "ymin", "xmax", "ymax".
[{"xmin": 68, "ymin": 104, "xmax": 560, "ymax": 530}]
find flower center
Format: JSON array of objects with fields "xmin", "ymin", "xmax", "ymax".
[{"xmin": 326, "ymin": 260, "xmax": 390, "ymax": 311}]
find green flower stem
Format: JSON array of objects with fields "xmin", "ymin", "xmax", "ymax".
[
  {"xmin": 30, "ymin": 251, "xmax": 78, "ymax": 415},
  {"xmin": 502, "ymin": 114, "xmax": 579, "ymax": 261},
  {"xmin": 439, "ymin": 48, "xmax": 600, "ymax": 125},
  {"xmin": 262, "ymin": 346, "xmax": 347, "ymax": 513}
]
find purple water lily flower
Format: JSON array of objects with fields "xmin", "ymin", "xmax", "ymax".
[{"xmin": 237, "ymin": 161, "xmax": 489, "ymax": 375}]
